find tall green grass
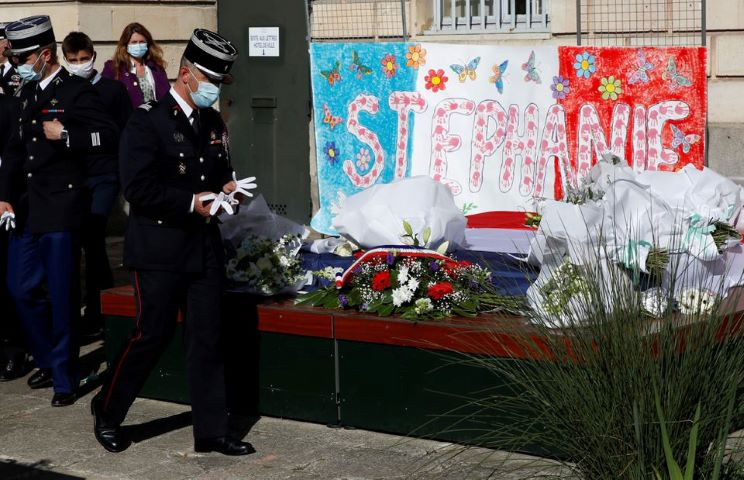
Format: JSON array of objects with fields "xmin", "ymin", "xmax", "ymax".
[{"xmin": 413, "ymin": 236, "xmax": 744, "ymax": 479}]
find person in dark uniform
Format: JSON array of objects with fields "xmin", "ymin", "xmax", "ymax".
[
  {"xmin": 0, "ymin": 23, "xmax": 22, "ymax": 96},
  {"xmin": 62, "ymin": 31, "xmax": 133, "ymax": 335},
  {"xmin": 91, "ymin": 28, "xmax": 255, "ymax": 456},
  {"xmin": 0, "ymin": 87, "xmax": 30, "ymax": 381},
  {"xmin": 0, "ymin": 16, "xmax": 118, "ymax": 406}
]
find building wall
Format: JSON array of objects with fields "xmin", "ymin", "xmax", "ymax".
[{"xmin": 0, "ymin": 1, "xmax": 218, "ymax": 80}]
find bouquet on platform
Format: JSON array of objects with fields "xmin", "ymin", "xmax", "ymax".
[
  {"xmin": 225, "ymin": 233, "xmax": 307, "ymax": 296},
  {"xmin": 297, "ymin": 247, "xmax": 524, "ymax": 320},
  {"xmin": 221, "ymin": 195, "xmax": 310, "ymax": 296}
]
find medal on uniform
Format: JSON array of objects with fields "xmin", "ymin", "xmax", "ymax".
[
  {"xmin": 50, "ymin": 98, "xmax": 58, "ymax": 106},
  {"xmin": 173, "ymin": 132, "xmax": 184, "ymax": 143},
  {"xmin": 178, "ymin": 162, "xmax": 186, "ymax": 175}
]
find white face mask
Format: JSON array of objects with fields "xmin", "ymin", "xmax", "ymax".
[{"xmin": 66, "ymin": 54, "xmax": 95, "ymax": 79}]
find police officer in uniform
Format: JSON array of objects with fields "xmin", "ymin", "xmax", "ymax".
[
  {"xmin": 0, "ymin": 16, "xmax": 118, "ymax": 406},
  {"xmin": 0, "ymin": 23, "xmax": 22, "ymax": 96},
  {"xmin": 0, "ymin": 76, "xmax": 27, "ymax": 380},
  {"xmin": 91, "ymin": 29, "xmax": 255, "ymax": 456}
]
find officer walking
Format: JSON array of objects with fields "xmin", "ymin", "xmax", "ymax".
[
  {"xmin": 0, "ymin": 23, "xmax": 22, "ymax": 96},
  {"xmin": 91, "ymin": 29, "xmax": 255, "ymax": 456},
  {"xmin": 0, "ymin": 79, "xmax": 28, "ymax": 381},
  {"xmin": 0, "ymin": 16, "xmax": 118, "ymax": 406}
]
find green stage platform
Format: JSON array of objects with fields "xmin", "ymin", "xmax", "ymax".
[{"xmin": 101, "ymin": 286, "xmax": 549, "ymax": 450}]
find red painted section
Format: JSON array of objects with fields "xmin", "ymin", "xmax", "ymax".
[
  {"xmin": 557, "ymin": 46, "xmax": 707, "ymax": 177},
  {"xmin": 258, "ymin": 304, "xmax": 334, "ymax": 339}
]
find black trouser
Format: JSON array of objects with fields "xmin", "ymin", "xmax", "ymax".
[
  {"xmin": 0, "ymin": 231, "xmax": 27, "ymax": 364},
  {"xmin": 99, "ymin": 235, "xmax": 228, "ymax": 440},
  {"xmin": 82, "ymin": 174, "xmax": 117, "ymax": 326}
]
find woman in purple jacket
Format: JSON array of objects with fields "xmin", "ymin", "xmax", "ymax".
[{"xmin": 102, "ymin": 23, "xmax": 170, "ymax": 108}]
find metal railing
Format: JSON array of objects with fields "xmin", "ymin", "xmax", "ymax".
[
  {"xmin": 306, "ymin": 0, "xmax": 408, "ymax": 42},
  {"xmin": 430, "ymin": 0, "xmax": 549, "ymax": 33},
  {"xmin": 577, "ymin": 0, "xmax": 706, "ymax": 46}
]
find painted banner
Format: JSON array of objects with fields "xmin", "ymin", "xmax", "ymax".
[{"xmin": 310, "ymin": 43, "xmax": 707, "ymax": 234}]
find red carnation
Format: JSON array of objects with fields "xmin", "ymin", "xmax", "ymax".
[
  {"xmin": 372, "ymin": 271, "xmax": 392, "ymax": 291},
  {"xmin": 428, "ymin": 282, "xmax": 454, "ymax": 300},
  {"xmin": 442, "ymin": 262, "xmax": 459, "ymax": 278}
]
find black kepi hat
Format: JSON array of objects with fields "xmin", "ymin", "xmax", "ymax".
[
  {"xmin": 6, "ymin": 15, "xmax": 55, "ymax": 55},
  {"xmin": 183, "ymin": 29, "xmax": 238, "ymax": 83}
]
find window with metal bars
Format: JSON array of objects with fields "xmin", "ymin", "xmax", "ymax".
[{"xmin": 430, "ymin": 0, "xmax": 549, "ymax": 33}]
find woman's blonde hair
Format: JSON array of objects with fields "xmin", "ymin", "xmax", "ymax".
[{"xmin": 111, "ymin": 22, "xmax": 166, "ymax": 79}]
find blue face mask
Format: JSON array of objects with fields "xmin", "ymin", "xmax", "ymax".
[
  {"xmin": 188, "ymin": 69, "xmax": 221, "ymax": 108},
  {"xmin": 127, "ymin": 43, "xmax": 148, "ymax": 58},
  {"xmin": 17, "ymin": 54, "xmax": 45, "ymax": 82}
]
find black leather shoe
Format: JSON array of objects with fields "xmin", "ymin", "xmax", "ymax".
[
  {"xmin": 51, "ymin": 392, "xmax": 77, "ymax": 407},
  {"xmin": 27, "ymin": 368, "xmax": 53, "ymax": 389},
  {"xmin": 0, "ymin": 357, "xmax": 28, "ymax": 382},
  {"xmin": 91, "ymin": 394, "xmax": 131, "ymax": 453},
  {"xmin": 194, "ymin": 437, "xmax": 255, "ymax": 456}
]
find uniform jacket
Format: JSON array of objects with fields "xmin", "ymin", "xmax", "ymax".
[
  {"xmin": 0, "ymin": 67, "xmax": 119, "ymax": 233},
  {"xmin": 0, "ymin": 94, "xmax": 21, "ymax": 205},
  {"xmin": 87, "ymin": 72, "xmax": 133, "ymax": 176},
  {"xmin": 120, "ymin": 92, "xmax": 233, "ymax": 273},
  {"xmin": 0, "ymin": 64, "xmax": 22, "ymax": 97},
  {"xmin": 101, "ymin": 59, "xmax": 170, "ymax": 109}
]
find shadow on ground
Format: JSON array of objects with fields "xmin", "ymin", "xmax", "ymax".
[{"xmin": 0, "ymin": 459, "xmax": 84, "ymax": 479}]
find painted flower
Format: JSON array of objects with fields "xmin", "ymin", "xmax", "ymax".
[
  {"xmin": 573, "ymin": 51, "xmax": 596, "ymax": 79},
  {"xmin": 598, "ymin": 76, "xmax": 623, "ymax": 101},
  {"xmin": 381, "ymin": 53, "xmax": 398, "ymax": 78},
  {"xmin": 324, "ymin": 141, "xmax": 339, "ymax": 165},
  {"xmin": 427, "ymin": 281, "xmax": 454, "ymax": 300},
  {"xmin": 405, "ymin": 44, "xmax": 427, "ymax": 69},
  {"xmin": 372, "ymin": 271, "xmax": 392, "ymax": 291},
  {"xmin": 424, "ymin": 69, "xmax": 448, "ymax": 93},
  {"xmin": 356, "ymin": 148, "xmax": 370, "ymax": 170},
  {"xmin": 551, "ymin": 75, "xmax": 571, "ymax": 100}
]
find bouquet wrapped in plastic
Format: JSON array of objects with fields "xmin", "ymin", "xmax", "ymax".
[{"xmin": 220, "ymin": 195, "xmax": 309, "ymax": 295}]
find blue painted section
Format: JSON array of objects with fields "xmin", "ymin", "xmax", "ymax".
[{"xmin": 310, "ymin": 42, "xmax": 417, "ymax": 234}]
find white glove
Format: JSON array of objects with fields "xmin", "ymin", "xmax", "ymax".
[
  {"xmin": 0, "ymin": 211, "xmax": 15, "ymax": 231},
  {"xmin": 199, "ymin": 192, "xmax": 237, "ymax": 216},
  {"xmin": 229, "ymin": 172, "xmax": 257, "ymax": 201}
]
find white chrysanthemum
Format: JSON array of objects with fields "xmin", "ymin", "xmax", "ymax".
[
  {"xmin": 641, "ymin": 288, "xmax": 668, "ymax": 317},
  {"xmin": 392, "ymin": 286, "xmax": 414, "ymax": 307},
  {"xmin": 406, "ymin": 278, "xmax": 420, "ymax": 292},
  {"xmin": 256, "ymin": 256, "xmax": 273, "ymax": 271},
  {"xmin": 398, "ymin": 265, "xmax": 409, "ymax": 284},
  {"xmin": 678, "ymin": 288, "xmax": 718, "ymax": 315}
]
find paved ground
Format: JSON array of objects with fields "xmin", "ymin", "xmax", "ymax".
[{"xmin": 0, "ymin": 343, "xmax": 568, "ymax": 480}]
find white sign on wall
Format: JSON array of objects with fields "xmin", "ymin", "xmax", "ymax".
[{"xmin": 248, "ymin": 27, "xmax": 280, "ymax": 57}]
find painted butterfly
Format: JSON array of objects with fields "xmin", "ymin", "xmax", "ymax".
[
  {"xmin": 349, "ymin": 51, "xmax": 373, "ymax": 79},
  {"xmin": 522, "ymin": 50, "xmax": 541, "ymax": 84},
  {"xmin": 322, "ymin": 103, "xmax": 343, "ymax": 130},
  {"xmin": 628, "ymin": 49, "xmax": 654, "ymax": 85},
  {"xmin": 450, "ymin": 57, "xmax": 481, "ymax": 82},
  {"xmin": 320, "ymin": 61, "xmax": 341, "ymax": 86},
  {"xmin": 663, "ymin": 57, "xmax": 692, "ymax": 89},
  {"xmin": 489, "ymin": 60, "xmax": 509, "ymax": 94},
  {"xmin": 670, "ymin": 125, "xmax": 701, "ymax": 154}
]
